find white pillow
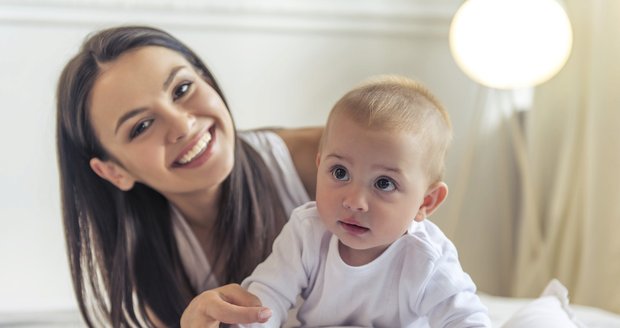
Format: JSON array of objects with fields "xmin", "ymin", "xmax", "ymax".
[{"xmin": 502, "ymin": 279, "xmax": 586, "ymax": 328}]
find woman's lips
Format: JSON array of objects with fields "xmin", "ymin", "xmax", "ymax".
[
  {"xmin": 177, "ymin": 133, "xmax": 211, "ymax": 164},
  {"xmin": 173, "ymin": 125, "xmax": 216, "ymax": 168}
]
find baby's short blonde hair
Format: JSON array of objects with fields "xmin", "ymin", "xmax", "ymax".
[{"xmin": 324, "ymin": 75, "xmax": 452, "ymax": 183}]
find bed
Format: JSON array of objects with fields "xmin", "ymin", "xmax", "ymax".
[
  {"xmin": 484, "ymin": 279, "xmax": 620, "ymax": 327},
  {"xmin": 481, "ymin": 294, "xmax": 620, "ymax": 327},
  {"xmin": 2, "ymin": 281, "xmax": 619, "ymax": 328}
]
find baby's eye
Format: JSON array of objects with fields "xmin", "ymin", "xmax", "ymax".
[
  {"xmin": 130, "ymin": 119, "xmax": 153, "ymax": 139},
  {"xmin": 331, "ymin": 166, "xmax": 350, "ymax": 181},
  {"xmin": 173, "ymin": 82, "xmax": 192, "ymax": 101},
  {"xmin": 375, "ymin": 177, "xmax": 396, "ymax": 192}
]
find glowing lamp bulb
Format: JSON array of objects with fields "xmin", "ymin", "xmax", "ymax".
[{"xmin": 449, "ymin": 0, "xmax": 573, "ymax": 89}]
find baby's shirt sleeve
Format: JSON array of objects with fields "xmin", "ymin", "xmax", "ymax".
[
  {"xmin": 419, "ymin": 259, "xmax": 491, "ymax": 327},
  {"xmin": 237, "ymin": 203, "xmax": 318, "ymax": 328},
  {"xmin": 411, "ymin": 224, "xmax": 492, "ymax": 327}
]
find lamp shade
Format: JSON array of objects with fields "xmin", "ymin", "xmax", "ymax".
[{"xmin": 449, "ymin": 0, "xmax": 573, "ymax": 89}]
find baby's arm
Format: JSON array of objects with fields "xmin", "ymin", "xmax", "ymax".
[
  {"xmin": 238, "ymin": 209, "xmax": 313, "ymax": 328},
  {"xmin": 424, "ymin": 289, "xmax": 491, "ymax": 328},
  {"xmin": 415, "ymin": 248, "xmax": 491, "ymax": 328}
]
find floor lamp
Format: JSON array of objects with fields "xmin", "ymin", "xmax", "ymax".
[{"xmin": 446, "ymin": 0, "xmax": 573, "ymax": 238}]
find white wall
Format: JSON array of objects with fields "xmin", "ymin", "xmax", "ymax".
[{"xmin": 1, "ymin": 0, "xmax": 517, "ymax": 312}]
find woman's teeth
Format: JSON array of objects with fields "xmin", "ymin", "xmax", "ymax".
[{"xmin": 178, "ymin": 132, "xmax": 212, "ymax": 164}]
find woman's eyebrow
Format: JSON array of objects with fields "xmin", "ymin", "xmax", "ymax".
[
  {"xmin": 114, "ymin": 65, "xmax": 185, "ymax": 135},
  {"xmin": 115, "ymin": 108, "xmax": 147, "ymax": 135},
  {"xmin": 163, "ymin": 65, "xmax": 185, "ymax": 90}
]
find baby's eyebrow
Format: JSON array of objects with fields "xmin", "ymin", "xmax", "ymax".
[
  {"xmin": 325, "ymin": 153, "xmax": 345, "ymax": 160},
  {"xmin": 372, "ymin": 164, "xmax": 402, "ymax": 174}
]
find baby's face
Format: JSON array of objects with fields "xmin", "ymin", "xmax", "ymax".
[{"xmin": 316, "ymin": 112, "xmax": 431, "ymax": 258}]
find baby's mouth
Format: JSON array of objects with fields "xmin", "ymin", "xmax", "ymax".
[{"xmin": 339, "ymin": 220, "xmax": 370, "ymax": 234}]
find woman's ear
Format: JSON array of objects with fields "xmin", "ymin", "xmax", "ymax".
[
  {"xmin": 315, "ymin": 152, "xmax": 321, "ymax": 167},
  {"xmin": 89, "ymin": 158, "xmax": 136, "ymax": 191},
  {"xmin": 414, "ymin": 182, "xmax": 448, "ymax": 222}
]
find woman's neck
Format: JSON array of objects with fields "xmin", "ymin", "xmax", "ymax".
[
  {"xmin": 166, "ymin": 186, "xmax": 225, "ymax": 280},
  {"xmin": 166, "ymin": 186, "xmax": 221, "ymax": 231}
]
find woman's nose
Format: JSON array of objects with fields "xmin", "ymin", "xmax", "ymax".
[
  {"xmin": 342, "ymin": 186, "xmax": 368, "ymax": 212},
  {"xmin": 166, "ymin": 107, "xmax": 196, "ymax": 143}
]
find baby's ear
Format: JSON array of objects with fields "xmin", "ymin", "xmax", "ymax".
[
  {"xmin": 414, "ymin": 182, "xmax": 448, "ymax": 222},
  {"xmin": 90, "ymin": 157, "xmax": 136, "ymax": 191}
]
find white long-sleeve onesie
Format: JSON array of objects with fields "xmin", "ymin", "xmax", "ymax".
[{"xmin": 240, "ymin": 202, "xmax": 491, "ymax": 328}]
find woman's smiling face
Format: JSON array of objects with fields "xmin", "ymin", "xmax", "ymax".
[{"xmin": 88, "ymin": 46, "xmax": 235, "ymax": 197}]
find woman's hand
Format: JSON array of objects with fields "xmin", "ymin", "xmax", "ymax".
[{"xmin": 180, "ymin": 283, "xmax": 272, "ymax": 328}]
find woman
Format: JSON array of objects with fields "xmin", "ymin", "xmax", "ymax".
[{"xmin": 56, "ymin": 25, "xmax": 321, "ymax": 327}]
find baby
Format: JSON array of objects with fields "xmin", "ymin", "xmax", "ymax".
[{"xmin": 239, "ymin": 75, "xmax": 491, "ymax": 327}]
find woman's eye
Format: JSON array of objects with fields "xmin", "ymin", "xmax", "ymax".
[
  {"xmin": 173, "ymin": 82, "xmax": 192, "ymax": 100},
  {"xmin": 130, "ymin": 119, "xmax": 153, "ymax": 139},
  {"xmin": 331, "ymin": 166, "xmax": 350, "ymax": 181},
  {"xmin": 375, "ymin": 177, "xmax": 396, "ymax": 192}
]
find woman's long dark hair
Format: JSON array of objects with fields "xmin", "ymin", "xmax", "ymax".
[{"xmin": 56, "ymin": 26, "xmax": 287, "ymax": 327}]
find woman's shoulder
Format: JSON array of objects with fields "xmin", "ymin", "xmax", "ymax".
[
  {"xmin": 238, "ymin": 127, "xmax": 321, "ymax": 158},
  {"xmin": 271, "ymin": 127, "xmax": 323, "ymax": 199},
  {"xmin": 237, "ymin": 128, "xmax": 319, "ymax": 213},
  {"xmin": 270, "ymin": 126, "xmax": 323, "ymax": 146},
  {"xmin": 241, "ymin": 127, "xmax": 323, "ymax": 200}
]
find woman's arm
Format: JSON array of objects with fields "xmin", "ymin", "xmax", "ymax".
[{"xmin": 272, "ymin": 127, "xmax": 323, "ymax": 200}]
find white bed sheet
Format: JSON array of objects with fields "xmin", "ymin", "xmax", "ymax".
[
  {"xmin": 479, "ymin": 293, "xmax": 620, "ymax": 328},
  {"xmin": 2, "ymin": 296, "xmax": 620, "ymax": 327}
]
